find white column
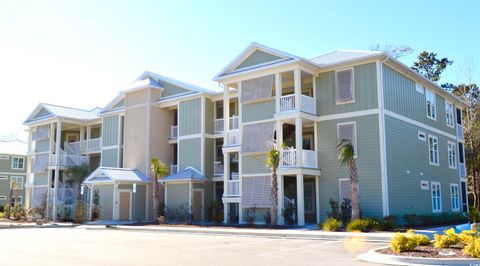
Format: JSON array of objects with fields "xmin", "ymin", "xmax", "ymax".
[
  {"xmin": 223, "ymin": 202, "xmax": 229, "ymax": 224},
  {"xmin": 223, "ymin": 84, "xmax": 230, "ymax": 138},
  {"xmin": 276, "ymin": 121, "xmax": 283, "ymax": 147},
  {"xmin": 89, "ymin": 185, "xmax": 93, "ymax": 221},
  {"xmin": 86, "ymin": 125, "xmax": 91, "ymax": 141},
  {"xmin": 238, "ymin": 202, "xmax": 243, "ymax": 224},
  {"xmin": 46, "ymin": 123, "xmax": 55, "ymax": 219},
  {"xmin": 295, "ymin": 117, "xmax": 303, "ymax": 167},
  {"xmin": 223, "ymin": 152, "xmax": 230, "ymax": 197},
  {"xmin": 113, "ymin": 183, "xmax": 118, "ymax": 220},
  {"xmin": 52, "ymin": 121, "xmax": 62, "ymax": 221},
  {"xmin": 275, "ymin": 73, "xmax": 282, "ymax": 113},
  {"xmin": 278, "ymin": 174, "xmax": 284, "ymax": 225},
  {"xmin": 315, "ymin": 175, "xmax": 321, "ymax": 224},
  {"xmin": 296, "ymin": 174, "xmax": 305, "ymax": 226},
  {"xmin": 294, "ymin": 69, "xmax": 301, "ymax": 111},
  {"xmin": 25, "ymin": 128, "xmax": 33, "ymax": 209},
  {"xmin": 312, "ymin": 74, "xmax": 317, "ymax": 115},
  {"xmin": 188, "ymin": 182, "xmax": 193, "ymax": 215}
]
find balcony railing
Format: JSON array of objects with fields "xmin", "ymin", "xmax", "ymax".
[
  {"xmin": 67, "ymin": 138, "xmax": 102, "ymax": 154},
  {"xmin": 171, "ymin": 125, "xmax": 178, "ymax": 139},
  {"xmin": 279, "ymin": 94, "xmax": 315, "ymax": 114},
  {"xmin": 227, "ymin": 173, "xmax": 239, "ymax": 196},
  {"xmin": 457, "ymin": 124, "xmax": 464, "ymax": 139},
  {"xmin": 226, "ymin": 130, "xmax": 240, "ymax": 146},
  {"xmin": 280, "ymin": 148, "xmax": 318, "ymax": 168},
  {"xmin": 50, "ymin": 154, "xmax": 88, "ymax": 167},
  {"xmin": 214, "ymin": 161, "xmax": 223, "ymax": 176},
  {"xmin": 214, "ymin": 115, "xmax": 239, "ymax": 133},
  {"xmin": 170, "ymin": 164, "xmax": 178, "ymax": 175}
]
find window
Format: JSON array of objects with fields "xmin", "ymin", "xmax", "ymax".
[
  {"xmin": 426, "ymin": 90, "xmax": 437, "ymax": 120},
  {"xmin": 448, "ymin": 141, "xmax": 457, "ymax": 169},
  {"xmin": 335, "ymin": 68, "xmax": 354, "ymax": 103},
  {"xmin": 11, "ymin": 156, "xmax": 24, "ymax": 170},
  {"xmin": 10, "ymin": 176, "xmax": 24, "ymax": 189},
  {"xmin": 0, "ymin": 155, "xmax": 9, "ymax": 160},
  {"xmin": 459, "ymin": 142, "xmax": 465, "ymax": 164},
  {"xmin": 445, "ymin": 102, "xmax": 454, "ymax": 128},
  {"xmin": 431, "ymin": 182, "xmax": 442, "ymax": 213},
  {"xmin": 418, "ymin": 131, "xmax": 426, "ymax": 141},
  {"xmin": 10, "ymin": 196, "xmax": 22, "ymax": 206},
  {"xmin": 337, "ymin": 122, "xmax": 357, "ymax": 157},
  {"xmin": 456, "ymin": 108, "xmax": 463, "ymax": 125},
  {"xmin": 428, "ymin": 135, "xmax": 439, "ymax": 166},
  {"xmin": 240, "ymin": 75, "xmax": 274, "ymax": 103},
  {"xmin": 450, "ymin": 184, "xmax": 460, "ymax": 211},
  {"xmin": 0, "ymin": 175, "xmax": 6, "ymax": 180},
  {"xmin": 0, "ymin": 196, "xmax": 6, "ymax": 200},
  {"xmin": 415, "ymin": 83, "xmax": 425, "ymax": 94}
]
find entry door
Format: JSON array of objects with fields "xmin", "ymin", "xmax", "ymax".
[
  {"xmin": 119, "ymin": 192, "xmax": 131, "ymax": 220},
  {"xmin": 193, "ymin": 190, "xmax": 203, "ymax": 222}
]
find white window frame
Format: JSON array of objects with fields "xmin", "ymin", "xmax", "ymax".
[
  {"xmin": 445, "ymin": 101, "xmax": 454, "ymax": 128},
  {"xmin": 428, "ymin": 135, "xmax": 439, "ymax": 166},
  {"xmin": 0, "ymin": 175, "xmax": 7, "ymax": 180},
  {"xmin": 10, "ymin": 176, "xmax": 24, "ymax": 189},
  {"xmin": 426, "ymin": 90, "xmax": 437, "ymax": 120},
  {"xmin": 418, "ymin": 131, "xmax": 426, "ymax": 141},
  {"xmin": 415, "ymin": 83, "xmax": 425, "ymax": 94},
  {"xmin": 337, "ymin": 121, "xmax": 358, "ymax": 158},
  {"xmin": 450, "ymin": 183, "xmax": 460, "ymax": 212},
  {"xmin": 0, "ymin": 196, "xmax": 6, "ymax": 200},
  {"xmin": 431, "ymin": 182, "xmax": 442, "ymax": 213},
  {"xmin": 11, "ymin": 156, "xmax": 25, "ymax": 170},
  {"xmin": 335, "ymin": 68, "xmax": 355, "ymax": 105},
  {"xmin": 447, "ymin": 141, "xmax": 457, "ymax": 169}
]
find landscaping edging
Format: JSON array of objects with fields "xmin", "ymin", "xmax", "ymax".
[{"xmin": 358, "ymin": 247, "xmax": 480, "ymax": 266}]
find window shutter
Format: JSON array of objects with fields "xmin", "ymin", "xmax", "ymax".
[
  {"xmin": 339, "ymin": 179, "xmax": 352, "ymax": 202},
  {"xmin": 336, "ymin": 69, "xmax": 354, "ymax": 102},
  {"xmin": 242, "ymin": 176, "xmax": 271, "ymax": 208},
  {"xmin": 242, "ymin": 122, "xmax": 275, "ymax": 153},
  {"xmin": 241, "ymin": 75, "xmax": 274, "ymax": 103},
  {"xmin": 337, "ymin": 123, "xmax": 357, "ymax": 155}
]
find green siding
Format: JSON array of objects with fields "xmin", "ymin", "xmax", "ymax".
[
  {"xmin": 385, "ymin": 115, "xmax": 460, "ymax": 216},
  {"xmin": 205, "ymin": 98, "xmax": 214, "ymax": 134},
  {"xmin": 0, "ymin": 175, "xmax": 26, "ymax": 205},
  {"xmin": 316, "ymin": 63, "xmax": 378, "ymax": 115},
  {"xmin": 242, "ymin": 155, "xmax": 270, "ymax": 175},
  {"xmin": 383, "ymin": 65, "xmax": 456, "ymax": 135},
  {"xmin": 179, "ymin": 98, "xmax": 201, "ymax": 136},
  {"xmin": 161, "ymin": 81, "xmax": 190, "ymax": 97},
  {"xmin": 35, "ymin": 140, "xmax": 50, "ymax": 153},
  {"xmin": 118, "ymin": 184, "xmax": 146, "ymax": 221},
  {"xmin": 179, "ymin": 138, "xmax": 201, "ymax": 171},
  {"xmin": 317, "ymin": 114, "xmax": 383, "ymax": 220},
  {"xmin": 241, "ymin": 207, "xmax": 270, "ymax": 223},
  {"xmin": 34, "ymin": 108, "xmax": 52, "ymax": 119},
  {"xmin": 234, "ymin": 50, "xmax": 282, "ymax": 70},
  {"xmin": 112, "ymin": 98, "xmax": 125, "ymax": 109},
  {"xmin": 101, "ymin": 148, "xmax": 118, "ymax": 167},
  {"xmin": 167, "ymin": 183, "xmax": 189, "ymax": 209},
  {"xmin": 102, "ymin": 115, "xmax": 119, "ymax": 146},
  {"xmin": 33, "ymin": 173, "xmax": 48, "ymax": 186},
  {"xmin": 242, "ymin": 100, "xmax": 275, "ymax": 123},
  {"xmin": 204, "ymin": 138, "xmax": 214, "ymax": 178},
  {"xmin": 0, "ymin": 156, "xmax": 27, "ymax": 174},
  {"xmin": 96, "ymin": 185, "xmax": 113, "ymax": 220}
]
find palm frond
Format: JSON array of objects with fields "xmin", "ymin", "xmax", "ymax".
[
  {"xmin": 266, "ymin": 145, "xmax": 281, "ymax": 169},
  {"xmin": 150, "ymin": 157, "xmax": 169, "ymax": 177},
  {"xmin": 337, "ymin": 139, "xmax": 355, "ymax": 166}
]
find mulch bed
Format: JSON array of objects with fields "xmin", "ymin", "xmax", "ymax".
[{"xmin": 377, "ymin": 246, "xmax": 472, "ymax": 259}]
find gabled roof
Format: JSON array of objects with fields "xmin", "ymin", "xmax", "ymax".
[
  {"xmin": 0, "ymin": 139, "xmax": 27, "ymax": 155},
  {"xmin": 83, "ymin": 167, "xmax": 151, "ymax": 184},
  {"xmin": 160, "ymin": 167, "xmax": 208, "ymax": 183},
  {"xmin": 100, "ymin": 93, "xmax": 125, "ymax": 115},
  {"xmin": 135, "ymin": 71, "xmax": 219, "ymax": 94},
  {"xmin": 310, "ymin": 50, "xmax": 384, "ymax": 66},
  {"xmin": 24, "ymin": 103, "xmax": 102, "ymax": 125}
]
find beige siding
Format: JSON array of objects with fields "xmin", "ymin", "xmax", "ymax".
[
  {"xmin": 126, "ymin": 90, "xmax": 148, "ymax": 106},
  {"xmin": 124, "ymin": 106, "xmax": 148, "ymax": 172}
]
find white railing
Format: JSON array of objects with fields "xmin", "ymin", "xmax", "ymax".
[
  {"xmin": 214, "ymin": 116, "xmax": 239, "ymax": 133},
  {"xmin": 50, "ymin": 154, "xmax": 88, "ymax": 167},
  {"xmin": 170, "ymin": 164, "xmax": 178, "ymax": 175},
  {"xmin": 459, "ymin": 163, "xmax": 466, "ymax": 178},
  {"xmin": 457, "ymin": 124, "xmax": 464, "ymax": 139},
  {"xmin": 67, "ymin": 138, "xmax": 102, "ymax": 154},
  {"xmin": 86, "ymin": 138, "xmax": 102, "ymax": 151},
  {"xmin": 279, "ymin": 94, "xmax": 315, "ymax": 114},
  {"xmin": 226, "ymin": 130, "xmax": 240, "ymax": 146},
  {"xmin": 214, "ymin": 161, "xmax": 223, "ymax": 176},
  {"xmin": 280, "ymin": 94, "xmax": 296, "ymax": 112},
  {"xmin": 227, "ymin": 173, "xmax": 239, "ymax": 196},
  {"xmin": 171, "ymin": 125, "xmax": 178, "ymax": 139},
  {"xmin": 300, "ymin": 94, "xmax": 315, "ymax": 114},
  {"xmin": 280, "ymin": 148, "xmax": 318, "ymax": 168}
]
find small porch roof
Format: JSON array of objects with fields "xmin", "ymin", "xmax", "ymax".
[
  {"xmin": 160, "ymin": 167, "xmax": 208, "ymax": 183},
  {"xmin": 83, "ymin": 167, "xmax": 152, "ymax": 185}
]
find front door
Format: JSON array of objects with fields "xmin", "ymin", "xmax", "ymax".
[
  {"xmin": 193, "ymin": 189, "xmax": 203, "ymax": 222},
  {"xmin": 119, "ymin": 192, "xmax": 131, "ymax": 220}
]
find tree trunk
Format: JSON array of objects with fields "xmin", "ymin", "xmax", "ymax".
[
  {"xmin": 271, "ymin": 168, "xmax": 278, "ymax": 226},
  {"xmin": 350, "ymin": 159, "xmax": 360, "ymax": 220},
  {"xmin": 153, "ymin": 176, "xmax": 160, "ymax": 221}
]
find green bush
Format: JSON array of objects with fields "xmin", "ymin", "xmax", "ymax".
[
  {"xmin": 326, "ymin": 198, "xmax": 340, "ymax": 220},
  {"xmin": 377, "ymin": 215, "xmax": 398, "ymax": 231},
  {"xmin": 282, "ymin": 202, "xmax": 296, "ymax": 226},
  {"xmin": 340, "ymin": 198, "xmax": 352, "ymax": 226},
  {"xmin": 321, "ymin": 218, "xmax": 341, "ymax": 232},
  {"xmin": 0, "ymin": 205, "xmax": 4, "ymax": 213},
  {"xmin": 205, "ymin": 201, "xmax": 223, "ymax": 224},
  {"xmin": 244, "ymin": 206, "xmax": 256, "ymax": 226},
  {"xmin": 390, "ymin": 233, "xmax": 419, "ymax": 253},
  {"xmin": 346, "ymin": 218, "xmax": 379, "ymax": 232},
  {"xmin": 403, "ymin": 213, "xmax": 468, "ymax": 227},
  {"xmin": 406, "ymin": 230, "xmax": 431, "ymax": 246},
  {"xmin": 434, "ymin": 228, "xmax": 460, "ymax": 248},
  {"xmin": 0, "ymin": 212, "xmax": 4, "ymax": 219}
]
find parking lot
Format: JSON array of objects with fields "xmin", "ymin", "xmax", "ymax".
[{"xmin": 0, "ymin": 227, "xmax": 384, "ymax": 265}]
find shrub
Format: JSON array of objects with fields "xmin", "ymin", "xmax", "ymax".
[
  {"xmin": 462, "ymin": 236, "xmax": 480, "ymax": 258},
  {"xmin": 377, "ymin": 215, "xmax": 398, "ymax": 231},
  {"xmin": 0, "ymin": 212, "xmax": 4, "ymax": 219},
  {"xmin": 403, "ymin": 213, "xmax": 468, "ymax": 227},
  {"xmin": 346, "ymin": 218, "xmax": 379, "ymax": 232},
  {"xmin": 322, "ymin": 218, "xmax": 341, "ymax": 232},
  {"xmin": 282, "ymin": 202, "xmax": 295, "ymax": 226},
  {"xmin": 0, "ymin": 205, "xmax": 4, "ymax": 213},
  {"xmin": 406, "ymin": 229, "xmax": 431, "ymax": 246},
  {"xmin": 470, "ymin": 208, "xmax": 480, "ymax": 223},
  {"xmin": 244, "ymin": 206, "xmax": 256, "ymax": 226},
  {"xmin": 340, "ymin": 198, "xmax": 352, "ymax": 226},
  {"xmin": 205, "ymin": 201, "xmax": 223, "ymax": 224},
  {"xmin": 164, "ymin": 203, "xmax": 192, "ymax": 223},
  {"xmin": 434, "ymin": 228, "xmax": 460, "ymax": 248},
  {"xmin": 326, "ymin": 199, "xmax": 340, "ymax": 220},
  {"xmin": 390, "ymin": 233, "xmax": 419, "ymax": 253},
  {"xmin": 263, "ymin": 211, "xmax": 271, "ymax": 225}
]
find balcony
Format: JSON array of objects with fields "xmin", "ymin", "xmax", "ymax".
[
  {"xmin": 50, "ymin": 154, "xmax": 88, "ymax": 167},
  {"xmin": 214, "ymin": 161, "xmax": 223, "ymax": 176},
  {"xmin": 226, "ymin": 130, "xmax": 240, "ymax": 146},
  {"xmin": 227, "ymin": 173, "xmax": 239, "ymax": 196},
  {"xmin": 214, "ymin": 115, "xmax": 239, "ymax": 133},
  {"xmin": 67, "ymin": 138, "xmax": 102, "ymax": 154},
  {"xmin": 170, "ymin": 164, "xmax": 178, "ymax": 175},
  {"xmin": 280, "ymin": 148, "xmax": 318, "ymax": 168},
  {"xmin": 170, "ymin": 125, "xmax": 178, "ymax": 139},
  {"xmin": 456, "ymin": 124, "xmax": 464, "ymax": 139},
  {"xmin": 279, "ymin": 94, "xmax": 315, "ymax": 115}
]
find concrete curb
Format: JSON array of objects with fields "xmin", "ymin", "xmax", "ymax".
[
  {"xmin": 358, "ymin": 247, "xmax": 480, "ymax": 266},
  {"xmin": 85, "ymin": 225, "xmax": 393, "ymax": 242},
  {"xmin": 0, "ymin": 222, "xmax": 78, "ymax": 230}
]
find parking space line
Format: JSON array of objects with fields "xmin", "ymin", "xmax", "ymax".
[
  {"xmin": 194, "ymin": 238, "xmax": 283, "ymax": 252},
  {"xmin": 257, "ymin": 240, "xmax": 341, "ymax": 256}
]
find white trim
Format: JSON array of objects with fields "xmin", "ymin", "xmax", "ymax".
[
  {"xmin": 200, "ymin": 97, "xmax": 205, "ymax": 174},
  {"xmin": 242, "ymin": 118, "xmax": 275, "ymax": 126},
  {"xmin": 11, "ymin": 156, "xmax": 25, "ymax": 170},
  {"xmin": 337, "ymin": 121, "xmax": 358, "ymax": 157},
  {"xmin": 0, "ymin": 155, "xmax": 9, "ymax": 160},
  {"xmin": 425, "ymin": 89, "xmax": 437, "ymax": 121},
  {"xmin": 415, "ymin": 83, "xmax": 425, "ymax": 94},
  {"xmin": 0, "ymin": 175, "xmax": 6, "ymax": 180},
  {"xmin": 335, "ymin": 67, "xmax": 355, "ymax": 105},
  {"xmin": 146, "ymin": 88, "xmax": 152, "ymax": 175},
  {"xmin": 317, "ymin": 109, "xmax": 379, "ymax": 121},
  {"xmin": 450, "ymin": 183, "xmax": 460, "ymax": 212},
  {"xmin": 445, "ymin": 101, "xmax": 454, "ymax": 129},
  {"xmin": 448, "ymin": 141, "xmax": 457, "ymax": 169},
  {"xmin": 192, "ymin": 188, "xmax": 205, "ymax": 221},
  {"xmin": 0, "ymin": 172, "xmax": 26, "ymax": 176},
  {"xmin": 428, "ymin": 135, "xmax": 439, "ymax": 166},
  {"xmin": 0, "ymin": 196, "xmax": 6, "ymax": 200},
  {"xmin": 431, "ymin": 181, "xmax": 442, "ymax": 213},
  {"xmin": 377, "ymin": 61, "xmax": 389, "ymax": 216},
  {"xmin": 177, "ymin": 134, "xmax": 203, "ymax": 140},
  {"xmin": 417, "ymin": 131, "xmax": 427, "ymax": 141}
]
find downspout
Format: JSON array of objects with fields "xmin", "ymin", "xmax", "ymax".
[{"xmin": 378, "ymin": 54, "xmax": 389, "ymax": 217}]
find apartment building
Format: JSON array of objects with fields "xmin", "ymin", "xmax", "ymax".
[
  {"xmin": 0, "ymin": 139, "xmax": 27, "ymax": 208},
  {"xmin": 24, "ymin": 43, "xmax": 468, "ymax": 225}
]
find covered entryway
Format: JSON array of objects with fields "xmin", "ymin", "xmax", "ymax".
[{"xmin": 281, "ymin": 174, "xmax": 320, "ymax": 226}]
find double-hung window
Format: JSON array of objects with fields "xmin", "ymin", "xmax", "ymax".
[
  {"xmin": 10, "ymin": 176, "xmax": 24, "ymax": 189},
  {"xmin": 450, "ymin": 184, "xmax": 460, "ymax": 211},
  {"xmin": 445, "ymin": 101, "xmax": 454, "ymax": 128},
  {"xmin": 447, "ymin": 141, "xmax": 457, "ymax": 169},
  {"xmin": 431, "ymin": 182, "xmax": 442, "ymax": 213},
  {"xmin": 428, "ymin": 135, "xmax": 439, "ymax": 166},
  {"xmin": 426, "ymin": 90, "xmax": 437, "ymax": 120},
  {"xmin": 11, "ymin": 157, "xmax": 24, "ymax": 170}
]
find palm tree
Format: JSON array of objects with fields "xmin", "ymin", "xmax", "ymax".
[
  {"xmin": 337, "ymin": 139, "xmax": 360, "ymax": 220},
  {"xmin": 266, "ymin": 145, "xmax": 281, "ymax": 226},
  {"xmin": 67, "ymin": 163, "xmax": 91, "ymax": 222},
  {"xmin": 150, "ymin": 157, "xmax": 168, "ymax": 221}
]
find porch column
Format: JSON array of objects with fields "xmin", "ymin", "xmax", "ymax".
[
  {"xmin": 315, "ymin": 175, "xmax": 321, "ymax": 224},
  {"xmin": 223, "ymin": 152, "xmax": 230, "ymax": 224},
  {"xmin": 223, "ymin": 84, "xmax": 230, "ymax": 137},
  {"xmin": 295, "ymin": 117, "xmax": 303, "ymax": 167},
  {"xmin": 296, "ymin": 174, "xmax": 305, "ymax": 226},
  {"xmin": 46, "ymin": 123, "xmax": 55, "ymax": 219},
  {"xmin": 276, "ymin": 120, "xmax": 283, "ymax": 147},
  {"xmin": 188, "ymin": 182, "xmax": 193, "ymax": 216},
  {"xmin": 223, "ymin": 203, "xmax": 229, "ymax": 224},
  {"xmin": 294, "ymin": 69, "xmax": 301, "ymax": 111},
  {"xmin": 238, "ymin": 201, "xmax": 243, "ymax": 224},
  {"xmin": 52, "ymin": 121, "xmax": 62, "ymax": 221},
  {"xmin": 312, "ymin": 74, "xmax": 317, "ymax": 115},
  {"xmin": 113, "ymin": 182, "xmax": 119, "ymax": 220},
  {"xmin": 275, "ymin": 73, "xmax": 282, "ymax": 113},
  {"xmin": 277, "ymin": 174, "xmax": 284, "ymax": 225},
  {"xmin": 89, "ymin": 185, "xmax": 94, "ymax": 221}
]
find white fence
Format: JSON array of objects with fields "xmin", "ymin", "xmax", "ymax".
[
  {"xmin": 66, "ymin": 138, "xmax": 102, "ymax": 154},
  {"xmin": 226, "ymin": 130, "xmax": 240, "ymax": 146},
  {"xmin": 171, "ymin": 125, "xmax": 178, "ymax": 139},
  {"xmin": 280, "ymin": 148, "xmax": 317, "ymax": 168},
  {"xmin": 214, "ymin": 161, "xmax": 223, "ymax": 176},
  {"xmin": 279, "ymin": 94, "xmax": 315, "ymax": 114},
  {"xmin": 214, "ymin": 116, "xmax": 239, "ymax": 133},
  {"xmin": 227, "ymin": 173, "xmax": 239, "ymax": 196},
  {"xmin": 50, "ymin": 154, "xmax": 88, "ymax": 167}
]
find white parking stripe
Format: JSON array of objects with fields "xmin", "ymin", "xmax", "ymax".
[
  {"xmin": 257, "ymin": 240, "xmax": 341, "ymax": 256},
  {"xmin": 194, "ymin": 238, "xmax": 282, "ymax": 252}
]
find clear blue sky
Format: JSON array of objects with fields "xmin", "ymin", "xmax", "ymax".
[{"xmin": 0, "ymin": 0, "xmax": 478, "ymax": 136}]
